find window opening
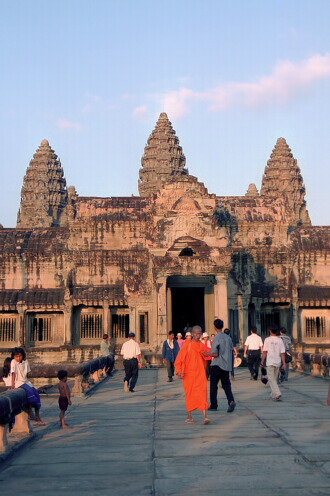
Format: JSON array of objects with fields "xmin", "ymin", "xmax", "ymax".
[{"xmin": 0, "ymin": 317, "xmax": 16, "ymax": 341}]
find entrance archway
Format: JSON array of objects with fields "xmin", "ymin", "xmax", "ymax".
[
  {"xmin": 166, "ymin": 275, "xmax": 215, "ymax": 335},
  {"xmin": 171, "ymin": 287, "xmax": 205, "ymax": 334}
]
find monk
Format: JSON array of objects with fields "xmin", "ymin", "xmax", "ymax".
[{"xmin": 175, "ymin": 325, "xmax": 210, "ymax": 424}]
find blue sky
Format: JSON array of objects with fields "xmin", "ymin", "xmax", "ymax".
[{"xmin": 1, "ymin": 0, "xmax": 330, "ymax": 226}]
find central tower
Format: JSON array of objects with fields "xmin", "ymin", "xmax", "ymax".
[{"xmin": 138, "ymin": 112, "xmax": 189, "ymax": 197}]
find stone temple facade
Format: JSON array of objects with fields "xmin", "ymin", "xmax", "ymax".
[{"xmin": 0, "ymin": 112, "xmax": 329, "ymax": 363}]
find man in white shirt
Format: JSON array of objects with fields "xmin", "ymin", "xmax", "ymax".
[
  {"xmin": 120, "ymin": 332, "xmax": 142, "ymax": 392},
  {"xmin": 261, "ymin": 325, "xmax": 286, "ymax": 401},
  {"xmin": 244, "ymin": 326, "xmax": 263, "ymax": 381}
]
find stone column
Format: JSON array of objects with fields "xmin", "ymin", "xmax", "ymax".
[
  {"xmin": 166, "ymin": 287, "xmax": 172, "ymax": 333},
  {"xmin": 103, "ymin": 302, "xmax": 110, "ymax": 335},
  {"xmin": 16, "ymin": 303, "xmax": 25, "ymax": 345},
  {"xmin": 291, "ymin": 298, "xmax": 299, "ymax": 343},
  {"xmin": 214, "ymin": 274, "xmax": 228, "ymax": 327},
  {"xmin": 130, "ymin": 307, "xmax": 138, "ymax": 340},
  {"xmin": 157, "ymin": 278, "xmax": 167, "ymax": 347},
  {"xmin": 205, "ymin": 282, "xmax": 215, "ymax": 333},
  {"xmin": 237, "ymin": 294, "xmax": 249, "ymax": 342},
  {"xmin": 64, "ymin": 304, "xmax": 73, "ymax": 345}
]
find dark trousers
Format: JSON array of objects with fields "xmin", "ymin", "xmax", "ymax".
[
  {"xmin": 210, "ymin": 365, "xmax": 234, "ymax": 409},
  {"xmin": 247, "ymin": 350, "xmax": 261, "ymax": 379},
  {"xmin": 166, "ymin": 360, "xmax": 175, "ymax": 378},
  {"xmin": 124, "ymin": 358, "xmax": 139, "ymax": 391}
]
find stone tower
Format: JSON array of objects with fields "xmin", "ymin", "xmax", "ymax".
[
  {"xmin": 17, "ymin": 140, "xmax": 68, "ymax": 228},
  {"xmin": 138, "ymin": 112, "xmax": 189, "ymax": 197},
  {"xmin": 260, "ymin": 137, "xmax": 311, "ymax": 226}
]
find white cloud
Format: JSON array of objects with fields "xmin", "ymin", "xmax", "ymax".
[
  {"xmin": 160, "ymin": 53, "xmax": 330, "ymax": 119},
  {"xmin": 122, "ymin": 93, "xmax": 136, "ymax": 100},
  {"xmin": 133, "ymin": 105, "xmax": 149, "ymax": 121},
  {"xmin": 57, "ymin": 118, "xmax": 83, "ymax": 132},
  {"xmin": 85, "ymin": 92, "xmax": 101, "ymax": 103}
]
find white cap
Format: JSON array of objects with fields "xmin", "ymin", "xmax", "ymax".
[{"xmin": 202, "ymin": 332, "xmax": 209, "ymax": 338}]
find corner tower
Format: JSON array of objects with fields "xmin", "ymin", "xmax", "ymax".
[
  {"xmin": 138, "ymin": 113, "xmax": 189, "ymax": 197},
  {"xmin": 17, "ymin": 140, "xmax": 68, "ymax": 228},
  {"xmin": 260, "ymin": 137, "xmax": 311, "ymax": 226}
]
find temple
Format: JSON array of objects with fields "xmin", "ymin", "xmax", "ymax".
[{"xmin": 0, "ymin": 113, "xmax": 329, "ymax": 363}]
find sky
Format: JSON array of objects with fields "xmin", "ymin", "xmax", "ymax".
[{"xmin": 1, "ymin": 0, "xmax": 330, "ymax": 227}]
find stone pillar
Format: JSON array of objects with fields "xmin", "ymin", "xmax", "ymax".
[
  {"xmin": 103, "ymin": 303, "xmax": 110, "ymax": 335},
  {"xmin": 16, "ymin": 304, "xmax": 25, "ymax": 345},
  {"xmin": 166, "ymin": 287, "xmax": 172, "ymax": 333},
  {"xmin": 157, "ymin": 278, "xmax": 167, "ymax": 347},
  {"xmin": 291, "ymin": 299, "xmax": 299, "ymax": 343},
  {"xmin": 214, "ymin": 274, "xmax": 228, "ymax": 327},
  {"xmin": 64, "ymin": 304, "xmax": 73, "ymax": 345},
  {"xmin": 205, "ymin": 282, "xmax": 215, "ymax": 333},
  {"xmin": 130, "ymin": 307, "xmax": 138, "ymax": 340},
  {"xmin": 237, "ymin": 294, "xmax": 249, "ymax": 342}
]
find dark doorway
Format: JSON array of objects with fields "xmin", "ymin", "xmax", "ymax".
[{"xmin": 171, "ymin": 287, "xmax": 205, "ymax": 334}]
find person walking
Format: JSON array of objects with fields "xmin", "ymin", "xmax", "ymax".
[
  {"xmin": 244, "ymin": 326, "xmax": 263, "ymax": 380},
  {"xmin": 175, "ymin": 326, "xmax": 210, "ymax": 424},
  {"xmin": 57, "ymin": 370, "xmax": 72, "ymax": 429},
  {"xmin": 99, "ymin": 333, "xmax": 114, "ymax": 376},
  {"xmin": 261, "ymin": 324, "xmax": 286, "ymax": 401},
  {"xmin": 176, "ymin": 333, "xmax": 185, "ymax": 349},
  {"xmin": 201, "ymin": 332, "xmax": 212, "ymax": 379},
  {"xmin": 162, "ymin": 331, "xmax": 180, "ymax": 382},
  {"xmin": 207, "ymin": 319, "xmax": 236, "ymax": 413},
  {"xmin": 280, "ymin": 327, "xmax": 292, "ymax": 381},
  {"xmin": 224, "ymin": 328, "xmax": 238, "ymax": 380},
  {"xmin": 120, "ymin": 333, "xmax": 142, "ymax": 392}
]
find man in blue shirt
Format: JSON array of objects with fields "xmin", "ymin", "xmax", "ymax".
[
  {"xmin": 162, "ymin": 331, "xmax": 180, "ymax": 382},
  {"xmin": 207, "ymin": 319, "xmax": 236, "ymax": 412}
]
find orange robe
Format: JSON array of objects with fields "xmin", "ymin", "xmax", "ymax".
[{"xmin": 174, "ymin": 340, "xmax": 209, "ymax": 412}]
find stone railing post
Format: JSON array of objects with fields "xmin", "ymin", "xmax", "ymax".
[
  {"xmin": 11, "ymin": 411, "xmax": 31, "ymax": 434},
  {"xmin": 0, "ymin": 424, "xmax": 9, "ymax": 453},
  {"xmin": 72, "ymin": 374, "xmax": 84, "ymax": 396}
]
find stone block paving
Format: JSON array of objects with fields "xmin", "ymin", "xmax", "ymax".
[{"xmin": 0, "ymin": 368, "xmax": 329, "ymax": 495}]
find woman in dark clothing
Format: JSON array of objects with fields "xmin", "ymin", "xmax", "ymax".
[{"xmin": 162, "ymin": 331, "xmax": 180, "ymax": 382}]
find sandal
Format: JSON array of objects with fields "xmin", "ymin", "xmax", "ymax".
[
  {"xmin": 185, "ymin": 418, "xmax": 195, "ymax": 423},
  {"xmin": 203, "ymin": 418, "xmax": 211, "ymax": 425}
]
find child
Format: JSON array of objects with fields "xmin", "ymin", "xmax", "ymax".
[
  {"xmin": 2, "ymin": 357, "xmax": 16, "ymax": 430},
  {"xmin": 2, "ymin": 357, "xmax": 12, "ymax": 387},
  {"xmin": 10, "ymin": 347, "xmax": 45, "ymax": 425},
  {"xmin": 57, "ymin": 370, "xmax": 72, "ymax": 429}
]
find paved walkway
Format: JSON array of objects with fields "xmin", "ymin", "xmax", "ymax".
[{"xmin": 0, "ymin": 368, "xmax": 329, "ymax": 496}]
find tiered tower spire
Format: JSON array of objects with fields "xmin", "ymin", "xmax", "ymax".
[
  {"xmin": 17, "ymin": 140, "xmax": 68, "ymax": 228},
  {"xmin": 260, "ymin": 138, "xmax": 310, "ymax": 226},
  {"xmin": 138, "ymin": 113, "xmax": 188, "ymax": 197}
]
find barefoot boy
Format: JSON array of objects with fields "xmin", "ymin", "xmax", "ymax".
[{"xmin": 57, "ymin": 370, "xmax": 72, "ymax": 428}]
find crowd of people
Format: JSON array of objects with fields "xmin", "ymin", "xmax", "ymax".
[
  {"xmin": 2, "ymin": 347, "xmax": 72, "ymax": 429},
  {"xmin": 1, "ymin": 321, "xmax": 292, "ymax": 429},
  {"xmin": 159, "ymin": 320, "xmax": 292, "ymax": 423}
]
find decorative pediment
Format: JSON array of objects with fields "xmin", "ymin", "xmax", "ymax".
[
  {"xmin": 172, "ymin": 196, "xmax": 201, "ymax": 212},
  {"xmin": 166, "ymin": 236, "xmax": 211, "ymax": 257}
]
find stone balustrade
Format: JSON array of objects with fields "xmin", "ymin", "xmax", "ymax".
[
  {"xmin": 0, "ymin": 355, "xmax": 114, "ymax": 454},
  {"xmin": 291, "ymin": 351, "xmax": 330, "ymax": 378}
]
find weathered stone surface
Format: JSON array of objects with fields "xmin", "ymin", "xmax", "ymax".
[
  {"xmin": 0, "ymin": 114, "xmax": 329, "ymax": 363},
  {"xmin": 139, "ymin": 112, "xmax": 188, "ymax": 197},
  {"xmin": 0, "ymin": 368, "xmax": 330, "ymax": 496},
  {"xmin": 17, "ymin": 140, "xmax": 68, "ymax": 228}
]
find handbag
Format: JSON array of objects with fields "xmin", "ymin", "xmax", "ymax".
[{"xmin": 285, "ymin": 352, "xmax": 292, "ymax": 363}]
